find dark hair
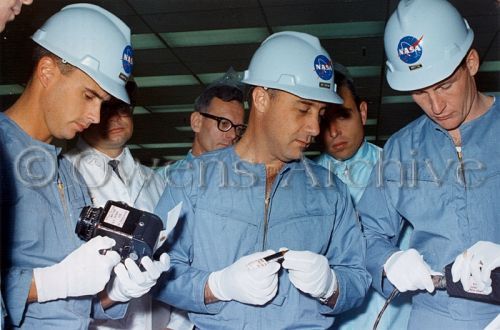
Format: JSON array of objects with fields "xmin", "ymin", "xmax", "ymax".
[
  {"xmin": 319, "ymin": 68, "xmax": 363, "ymax": 134},
  {"xmin": 32, "ymin": 44, "xmax": 74, "ymax": 75},
  {"xmin": 334, "ymin": 70, "xmax": 362, "ymax": 108},
  {"xmin": 125, "ymin": 80, "xmax": 138, "ymax": 107},
  {"xmin": 194, "ymin": 84, "xmax": 244, "ymax": 113},
  {"xmin": 100, "ymin": 79, "xmax": 136, "ymax": 118}
]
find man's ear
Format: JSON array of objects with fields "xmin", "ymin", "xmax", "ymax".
[
  {"xmin": 465, "ymin": 49, "xmax": 480, "ymax": 77},
  {"xmin": 252, "ymin": 87, "xmax": 272, "ymax": 114},
  {"xmin": 35, "ymin": 56, "xmax": 59, "ymax": 88},
  {"xmin": 190, "ymin": 111, "xmax": 202, "ymax": 133},
  {"xmin": 359, "ymin": 101, "xmax": 368, "ymax": 126}
]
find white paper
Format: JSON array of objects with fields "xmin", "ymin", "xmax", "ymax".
[
  {"xmin": 485, "ymin": 313, "xmax": 500, "ymax": 330},
  {"xmin": 103, "ymin": 205, "xmax": 130, "ymax": 228},
  {"xmin": 154, "ymin": 201, "xmax": 183, "ymax": 252},
  {"xmin": 166, "ymin": 201, "xmax": 182, "ymax": 237}
]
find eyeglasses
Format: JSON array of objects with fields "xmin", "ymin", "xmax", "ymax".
[
  {"xmin": 102, "ymin": 102, "xmax": 133, "ymax": 118},
  {"xmin": 199, "ymin": 112, "xmax": 247, "ymax": 138}
]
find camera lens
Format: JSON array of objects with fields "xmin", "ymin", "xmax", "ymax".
[{"xmin": 75, "ymin": 206, "xmax": 102, "ymax": 241}]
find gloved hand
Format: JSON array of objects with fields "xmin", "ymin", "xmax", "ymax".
[
  {"xmin": 451, "ymin": 241, "xmax": 500, "ymax": 294},
  {"xmin": 281, "ymin": 250, "xmax": 337, "ymax": 301},
  {"xmin": 208, "ymin": 250, "xmax": 280, "ymax": 305},
  {"xmin": 384, "ymin": 249, "xmax": 440, "ymax": 293},
  {"xmin": 107, "ymin": 253, "xmax": 170, "ymax": 302},
  {"xmin": 33, "ymin": 236, "xmax": 120, "ymax": 302}
]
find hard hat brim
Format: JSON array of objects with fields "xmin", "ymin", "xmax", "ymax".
[{"xmin": 242, "ymin": 79, "xmax": 343, "ymax": 105}]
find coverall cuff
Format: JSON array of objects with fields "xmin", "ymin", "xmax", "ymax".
[
  {"xmin": 370, "ymin": 248, "xmax": 399, "ymax": 297},
  {"xmin": 4, "ymin": 268, "xmax": 33, "ymax": 326},
  {"xmin": 199, "ymin": 273, "xmax": 226, "ymax": 314},
  {"xmin": 92, "ymin": 298, "xmax": 128, "ymax": 320},
  {"xmin": 320, "ymin": 271, "xmax": 346, "ymax": 315}
]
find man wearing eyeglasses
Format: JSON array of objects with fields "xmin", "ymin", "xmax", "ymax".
[
  {"xmin": 157, "ymin": 83, "xmax": 245, "ymax": 190},
  {"xmin": 191, "ymin": 84, "xmax": 246, "ymax": 156},
  {"xmin": 154, "ymin": 82, "xmax": 245, "ymax": 330},
  {"xmin": 65, "ymin": 81, "xmax": 168, "ymax": 330}
]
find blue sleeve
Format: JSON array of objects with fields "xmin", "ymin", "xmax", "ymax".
[
  {"xmin": 2, "ymin": 267, "xmax": 32, "ymax": 326},
  {"xmin": 154, "ymin": 181, "xmax": 223, "ymax": 314},
  {"xmin": 357, "ymin": 158, "xmax": 403, "ymax": 297},
  {"xmin": 155, "ymin": 166, "xmax": 169, "ymax": 192},
  {"xmin": 321, "ymin": 179, "xmax": 372, "ymax": 315},
  {"xmin": 92, "ymin": 299, "xmax": 128, "ymax": 320}
]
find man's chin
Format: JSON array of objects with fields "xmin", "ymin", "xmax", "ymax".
[
  {"xmin": 283, "ymin": 149, "xmax": 303, "ymax": 162},
  {"xmin": 56, "ymin": 131, "xmax": 76, "ymax": 141},
  {"xmin": 329, "ymin": 150, "xmax": 356, "ymax": 161}
]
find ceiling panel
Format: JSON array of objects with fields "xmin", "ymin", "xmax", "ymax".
[
  {"xmin": 0, "ymin": 0, "xmax": 498, "ymax": 164},
  {"xmin": 262, "ymin": 1, "xmax": 389, "ymax": 26},
  {"xmin": 139, "ymin": 8, "xmax": 267, "ymax": 32},
  {"xmin": 128, "ymin": 0, "xmax": 257, "ymax": 15}
]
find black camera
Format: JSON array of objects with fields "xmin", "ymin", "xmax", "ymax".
[{"xmin": 75, "ymin": 200, "xmax": 164, "ymax": 264}]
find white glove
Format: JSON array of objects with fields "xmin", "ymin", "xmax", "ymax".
[
  {"xmin": 208, "ymin": 250, "xmax": 280, "ymax": 305},
  {"xmin": 33, "ymin": 236, "xmax": 120, "ymax": 302},
  {"xmin": 107, "ymin": 253, "xmax": 170, "ymax": 302},
  {"xmin": 384, "ymin": 249, "xmax": 440, "ymax": 293},
  {"xmin": 281, "ymin": 250, "xmax": 337, "ymax": 301},
  {"xmin": 451, "ymin": 241, "xmax": 500, "ymax": 295}
]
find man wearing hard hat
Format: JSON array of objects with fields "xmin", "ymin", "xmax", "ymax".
[
  {"xmin": 154, "ymin": 31, "xmax": 370, "ymax": 328},
  {"xmin": 0, "ymin": 4, "xmax": 168, "ymax": 328},
  {"xmin": 358, "ymin": 0, "xmax": 500, "ymax": 328}
]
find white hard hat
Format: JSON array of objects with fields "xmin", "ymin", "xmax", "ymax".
[
  {"xmin": 242, "ymin": 31, "xmax": 343, "ymax": 104},
  {"xmin": 32, "ymin": 3, "xmax": 133, "ymax": 103},
  {"xmin": 384, "ymin": 0, "xmax": 474, "ymax": 91}
]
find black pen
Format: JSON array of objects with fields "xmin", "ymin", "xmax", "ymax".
[
  {"xmin": 247, "ymin": 249, "xmax": 289, "ymax": 269},
  {"xmin": 263, "ymin": 249, "xmax": 289, "ymax": 263}
]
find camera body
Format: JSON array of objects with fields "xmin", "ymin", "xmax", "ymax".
[
  {"xmin": 444, "ymin": 263, "xmax": 500, "ymax": 304},
  {"xmin": 76, "ymin": 200, "xmax": 163, "ymax": 263}
]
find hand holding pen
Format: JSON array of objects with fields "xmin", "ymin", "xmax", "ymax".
[
  {"xmin": 247, "ymin": 249, "xmax": 289, "ymax": 269},
  {"xmin": 208, "ymin": 250, "xmax": 281, "ymax": 305}
]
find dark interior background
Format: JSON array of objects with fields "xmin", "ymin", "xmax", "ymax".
[{"xmin": 0, "ymin": 0, "xmax": 498, "ymax": 166}]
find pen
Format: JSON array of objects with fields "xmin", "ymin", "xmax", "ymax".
[
  {"xmin": 247, "ymin": 249, "xmax": 289, "ymax": 269},
  {"xmin": 263, "ymin": 249, "xmax": 289, "ymax": 263}
]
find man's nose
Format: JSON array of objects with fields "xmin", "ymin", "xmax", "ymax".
[
  {"xmin": 306, "ymin": 115, "xmax": 321, "ymax": 137},
  {"xmin": 329, "ymin": 122, "xmax": 340, "ymax": 138},
  {"xmin": 223, "ymin": 128, "xmax": 237, "ymax": 143},
  {"xmin": 89, "ymin": 105, "xmax": 101, "ymax": 124},
  {"xmin": 428, "ymin": 92, "xmax": 446, "ymax": 115}
]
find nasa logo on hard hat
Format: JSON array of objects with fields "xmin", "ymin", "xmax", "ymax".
[
  {"xmin": 122, "ymin": 45, "xmax": 134, "ymax": 74},
  {"xmin": 313, "ymin": 55, "xmax": 333, "ymax": 81},
  {"xmin": 397, "ymin": 35, "xmax": 423, "ymax": 65}
]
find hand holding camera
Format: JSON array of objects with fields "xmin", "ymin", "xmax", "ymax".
[
  {"xmin": 451, "ymin": 241, "xmax": 500, "ymax": 295},
  {"xmin": 384, "ymin": 248, "xmax": 440, "ymax": 293},
  {"xmin": 76, "ymin": 201, "xmax": 165, "ymax": 265},
  {"xmin": 73, "ymin": 201, "xmax": 175, "ymax": 303},
  {"xmin": 33, "ymin": 236, "xmax": 121, "ymax": 302},
  {"xmin": 107, "ymin": 253, "xmax": 170, "ymax": 302}
]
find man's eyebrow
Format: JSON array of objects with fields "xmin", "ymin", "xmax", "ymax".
[
  {"xmin": 326, "ymin": 106, "xmax": 352, "ymax": 119},
  {"xmin": 297, "ymin": 99, "xmax": 328, "ymax": 111},
  {"xmin": 85, "ymin": 88, "xmax": 110, "ymax": 101},
  {"xmin": 334, "ymin": 105, "xmax": 353, "ymax": 113},
  {"xmin": 297, "ymin": 99, "xmax": 314, "ymax": 106},
  {"xmin": 432, "ymin": 68, "xmax": 462, "ymax": 90}
]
